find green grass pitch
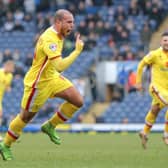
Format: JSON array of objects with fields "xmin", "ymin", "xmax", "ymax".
[{"xmin": 0, "ymin": 132, "xmax": 167, "ymax": 168}]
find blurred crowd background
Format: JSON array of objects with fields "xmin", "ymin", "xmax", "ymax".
[{"xmin": 0, "ymin": 0, "xmax": 168, "ymax": 126}]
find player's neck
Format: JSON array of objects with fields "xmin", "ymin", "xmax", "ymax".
[
  {"xmin": 52, "ymin": 25, "xmax": 63, "ymax": 40},
  {"xmin": 161, "ymin": 47, "xmax": 168, "ymax": 53},
  {"xmin": 3, "ymin": 68, "xmax": 8, "ymax": 74}
]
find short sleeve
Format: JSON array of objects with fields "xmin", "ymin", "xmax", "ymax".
[
  {"xmin": 43, "ymin": 41, "xmax": 61, "ymax": 59},
  {"xmin": 143, "ymin": 51, "xmax": 156, "ymax": 64}
]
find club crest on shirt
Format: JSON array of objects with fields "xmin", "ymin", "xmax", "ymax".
[{"xmin": 49, "ymin": 43, "xmax": 57, "ymax": 51}]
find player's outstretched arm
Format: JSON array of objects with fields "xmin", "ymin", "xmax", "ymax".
[
  {"xmin": 135, "ymin": 59, "xmax": 147, "ymax": 91},
  {"xmin": 51, "ymin": 34, "xmax": 84, "ymax": 72}
]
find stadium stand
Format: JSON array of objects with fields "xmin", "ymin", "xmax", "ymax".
[
  {"xmin": 0, "ymin": 0, "xmax": 168, "ymax": 125},
  {"xmin": 101, "ymin": 92, "xmax": 167, "ymax": 124}
]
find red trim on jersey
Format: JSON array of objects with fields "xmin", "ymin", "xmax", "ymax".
[
  {"xmin": 57, "ymin": 111, "xmax": 67, "ymax": 121},
  {"xmin": 49, "ymin": 55, "xmax": 61, "ymax": 60},
  {"xmin": 8, "ymin": 130, "xmax": 18, "ymax": 139},
  {"xmin": 152, "ymin": 86, "xmax": 168, "ymax": 105},
  {"xmin": 165, "ymin": 121, "xmax": 168, "ymax": 125},
  {"xmin": 32, "ymin": 57, "xmax": 48, "ymax": 88},
  {"xmin": 25, "ymin": 87, "xmax": 36, "ymax": 110},
  {"xmin": 34, "ymin": 53, "xmax": 36, "ymax": 59}
]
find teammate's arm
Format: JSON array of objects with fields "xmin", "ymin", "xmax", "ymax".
[
  {"xmin": 50, "ymin": 34, "xmax": 84, "ymax": 72},
  {"xmin": 135, "ymin": 59, "xmax": 147, "ymax": 91},
  {"xmin": 135, "ymin": 51, "xmax": 155, "ymax": 91}
]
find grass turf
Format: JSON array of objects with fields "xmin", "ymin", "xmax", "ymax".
[{"xmin": 0, "ymin": 132, "xmax": 167, "ymax": 168}]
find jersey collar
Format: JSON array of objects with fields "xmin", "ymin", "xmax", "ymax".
[{"xmin": 51, "ymin": 26, "xmax": 63, "ymax": 40}]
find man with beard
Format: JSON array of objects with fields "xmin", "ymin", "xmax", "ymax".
[
  {"xmin": 0, "ymin": 9, "xmax": 84, "ymax": 160},
  {"xmin": 136, "ymin": 31, "xmax": 168, "ymax": 149}
]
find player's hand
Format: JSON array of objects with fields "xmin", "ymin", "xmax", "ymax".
[
  {"xmin": 134, "ymin": 83, "xmax": 143, "ymax": 92},
  {"xmin": 75, "ymin": 34, "xmax": 84, "ymax": 53}
]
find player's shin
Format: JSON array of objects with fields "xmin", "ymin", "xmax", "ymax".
[
  {"xmin": 143, "ymin": 111, "xmax": 156, "ymax": 134},
  {"xmin": 49, "ymin": 102, "xmax": 79, "ymax": 127},
  {"xmin": 4, "ymin": 115, "xmax": 26, "ymax": 147}
]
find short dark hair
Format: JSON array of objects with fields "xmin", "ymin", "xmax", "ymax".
[{"xmin": 162, "ymin": 31, "xmax": 168, "ymax": 37}]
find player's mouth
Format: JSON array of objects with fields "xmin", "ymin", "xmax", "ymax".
[
  {"xmin": 66, "ymin": 29, "xmax": 72, "ymax": 34},
  {"xmin": 63, "ymin": 29, "xmax": 72, "ymax": 37}
]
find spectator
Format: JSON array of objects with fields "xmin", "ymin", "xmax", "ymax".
[
  {"xmin": 24, "ymin": 52, "xmax": 33, "ymax": 67},
  {"xmin": 14, "ymin": 9, "xmax": 24, "ymax": 21},
  {"xmin": 114, "ymin": 5, "xmax": 127, "ymax": 21},
  {"xmin": 76, "ymin": 1, "xmax": 86, "ymax": 15},
  {"xmin": 24, "ymin": 0, "xmax": 35, "ymax": 14},
  {"xmin": 88, "ymin": 69, "xmax": 97, "ymax": 101},
  {"xmin": 4, "ymin": 11, "xmax": 14, "ymax": 32},
  {"xmin": 78, "ymin": 21, "xmax": 89, "ymax": 36},
  {"xmin": 14, "ymin": 64, "xmax": 25, "ymax": 78},
  {"xmin": 2, "ymin": 49, "xmax": 13, "ymax": 63},
  {"xmin": 13, "ymin": 20, "xmax": 24, "ymax": 31},
  {"xmin": 126, "ymin": 70, "xmax": 137, "ymax": 93},
  {"xmin": 128, "ymin": 0, "xmax": 140, "ymax": 16},
  {"xmin": 140, "ymin": 23, "xmax": 152, "ymax": 51},
  {"xmin": 24, "ymin": 13, "xmax": 33, "ymax": 22},
  {"xmin": 12, "ymin": 49, "xmax": 21, "ymax": 62}
]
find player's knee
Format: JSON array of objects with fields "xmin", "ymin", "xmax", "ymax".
[
  {"xmin": 151, "ymin": 105, "xmax": 160, "ymax": 116},
  {"xmin": 20, "ymin": 109, "xmax": 36, "ymax": 123}
]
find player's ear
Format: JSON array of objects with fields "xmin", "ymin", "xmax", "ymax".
[{"xmin": 55, "ymin": 19, "xmax": 61, "ymax": 26}]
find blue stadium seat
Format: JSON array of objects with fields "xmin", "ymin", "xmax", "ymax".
[{"xmin": 101, "ymin": 92, "xmax": 165, "ymax": 123}]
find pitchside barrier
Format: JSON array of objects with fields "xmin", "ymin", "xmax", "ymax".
[{"xmin": 16, "ymin": 123, "xmax": 164, "ymax": 133}]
